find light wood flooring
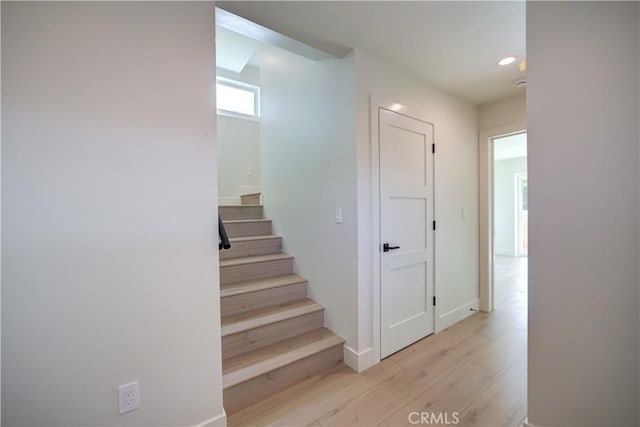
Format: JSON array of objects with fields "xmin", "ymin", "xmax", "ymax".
[{"xmin": 228, "ymin": 256, "xmax": 528, "ymax": 427}]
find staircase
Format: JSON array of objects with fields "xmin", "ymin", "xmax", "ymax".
[{"xmin": 219, "ymin": 205, "xmax": 345, "ymax": 414}]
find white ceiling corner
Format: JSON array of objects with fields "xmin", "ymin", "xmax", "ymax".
[{"xmin": 216, "ymin": 26, "xmax": 260, "ymax": 73}]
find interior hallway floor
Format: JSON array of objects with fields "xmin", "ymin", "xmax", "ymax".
[{"xmin": 228, "ymin": 255, "xmax": 528, "ymax": 426}]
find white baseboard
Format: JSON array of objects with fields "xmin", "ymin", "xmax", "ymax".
[
  {"xmin": 495, "ymin": 248, "xmax": 516, "ymax": 256},
  {"xmin": 523, "ymin": 418, "xmax": 536, "ymax": 427},
  {"xmin": 218, "ymin": 196, "xmax": 241, "ymax": 205},
  {"xmin": 436, "ymin": 298, "xmax": 479, "ymax": 332},
  {"xmin": 194, "ymin": 409, "xmax": 227, "ymax": 427},
  {"xmin": 343, "ymin": 345, "xmax": 375, "ymax": 373}
]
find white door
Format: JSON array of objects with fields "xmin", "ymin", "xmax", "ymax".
[{"xmin": 379, "ymin": 108, "xmax": 434, "ymax": 358}]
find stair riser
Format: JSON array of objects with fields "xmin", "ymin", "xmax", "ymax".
[
  {"xmin": 220, "ymin": 238, "xmax": 282, "ymax": 260},
  {"xmin": 223, "ymin": 310, "xmax": 324, "ymax": 360},
  {"xmin": 220, "ymin": 206, "xmax": 263, "ymax": 221},
  {"xmin": 220, "ymin": 258, "xmax": 293, "ymax": 285},
  {"xmin": 240, "ymin": 194, "xmax": 260, "ymax": 205},
  {"xmin": 224, "ymin": 221, "xmax": 272, "ymax": 238},
  {"xmin": 221, "ymin": 283, "xmax": 308, "ymax": 317},
  {"xmin": 223, "ymin": 344, "xmax": 343, "ymax": 414}
]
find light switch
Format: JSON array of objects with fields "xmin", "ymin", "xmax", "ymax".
[{"xmin": 334, "ymin": 207, "xmax": 343, "ymax": 224}]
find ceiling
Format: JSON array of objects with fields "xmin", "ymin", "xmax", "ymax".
[
  {"xmin": 494, "ymin": 132, "xmax": 527, "ymax": 161},
  {"xmin": 217, "ymin": 1, "xmax": 526, "ymax": 106},
  {"xmin": 216, "ymin": 26, "xmax": 261, "ymax": 73}
]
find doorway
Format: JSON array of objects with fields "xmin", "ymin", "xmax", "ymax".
[
  {"xmin": 479, "ymin": 123, "xmax": 527, "ymax": 313},
  {"xmin": 493, "ymin": 133, "xmax": 527, "ymax": 258},
  {"xmin": 515, "ymin": 172, "xmax": 528, "ymax": 257},
  {"xmin": 492, "ymin": 132, "xmax": 527, "ymax": 309}
]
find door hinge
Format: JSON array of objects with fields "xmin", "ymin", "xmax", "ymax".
[
  {"xmin": 433, "ymin": 296, "xmax": 436, "ymax": 306},
  {"xmin": 432, "ymin": 143, "xmax": 435, "ymax": 154},
  {"xmin": 433, "ymin": 220, "xmax": 436, "ymax": 231}
]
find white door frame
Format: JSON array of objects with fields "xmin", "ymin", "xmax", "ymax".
[
  {"xmin": 478, "ymin": 122, "xmax": 527, "ymax": 312},
  {"xmin": 371, "ymin": 95, "xmax": 436, "ymax": 363},
  {"xmin": 515, "ymin": 172, "xmax": 528, "ymax": 257}
]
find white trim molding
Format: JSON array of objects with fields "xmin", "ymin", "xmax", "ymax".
[
  {"xmin": 343, "ymin": 345, "xmax": 375, "ymax": 373},
  {"xmin": 194, "ymin": 409, "xmax": 227, "ymax": 427},
  {"xmin": 495, "ymin": 248, "xmax": 516, "ymax": 257},
  {"xmin": 436, "ymin": 299, "xmax": 479, "ymax": 332}
]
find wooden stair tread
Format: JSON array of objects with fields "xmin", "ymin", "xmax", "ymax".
[
  {"xmin": 224, "ymin": 328, "xmax": 337, "ymax": 373},
  {"xmin": 240, "ymin": 193, "xmax": 261, "ymax": 205},
  {"xmin": 221, "ymin": 298, "xmax": 323, "ymax": 337},
  {"xmin": 219, "ymin": 205, "xmax": 264, "ymax": 221},
  {"xmin": 223, "ymin": 218, "xmax": 270, "ymax": 224},
  {"xmin": 221, "ymin": 274, "xmax": 307, "ymax": 298},
  {"xmin": 220, "ymin": 253, "xmax": 293, "ymax": 268},
  {"xmin": 223, "ymin": 328, "xmax": 344, "ymax": 388},
  {"xmin": 229, "ymin": 235, "xmax": 280, "ymax": 243}
]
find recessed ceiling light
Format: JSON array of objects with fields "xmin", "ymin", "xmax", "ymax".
[{"xmin": 498, "ymin": 56, "xmax": 517, "ymax": 66}]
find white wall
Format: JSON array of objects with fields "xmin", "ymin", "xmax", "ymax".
[
  {"xmin": 217, "ymin": 66, "xmax": 261, "ymax": 204},
  {"xmin": 217, "ymin": 65, "xmax": 259, "ymax": 86},
  {"xmin": 2, "ymin": 3, "xmax": 224, "ymax": 426},
  {"xmin": 217, "ymin": 116, "xmax": 260, "ymax": 204},
  {"xmin": 1, "ymin": 3, "xmax": 3, "ymax": 422},
  {"xmin": 259, "ymin": 45, "xmax": 479, "ymax": 371},
  {"xmin": 494, "ymin": 157, "xmax": 527, "ymax": 256},
  {"xmin": 528, "ymin": 2, "xmax": 639, "ymax": 425},
  {"xmin": 259, "ymin": 46, "xmax": 359, "ymax": 349},
  {"xmin": 354, "ymin": 51, "xmax": 479, "ymax": 363},
  {"xmin": 479, "ymin": 93, "xmax": 526, "ymax": 132}
]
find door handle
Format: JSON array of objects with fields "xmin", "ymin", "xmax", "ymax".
[{"xmin": 383, "ymin": 243, "xmax": 400, "ymax": 252}]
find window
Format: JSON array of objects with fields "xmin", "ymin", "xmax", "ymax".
[{"xmin": 216, "ymin": 77, "xmax": 260, "ymax": 119}]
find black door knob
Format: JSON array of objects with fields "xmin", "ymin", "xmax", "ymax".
[{"xmin": 383, "ymin": 243, "xmax": 400, "ymax": 252}]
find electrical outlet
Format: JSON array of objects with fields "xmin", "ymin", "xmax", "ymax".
[{"xmin": 118, "ymin": 381, "xmax": 140, "ymax": 415}]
